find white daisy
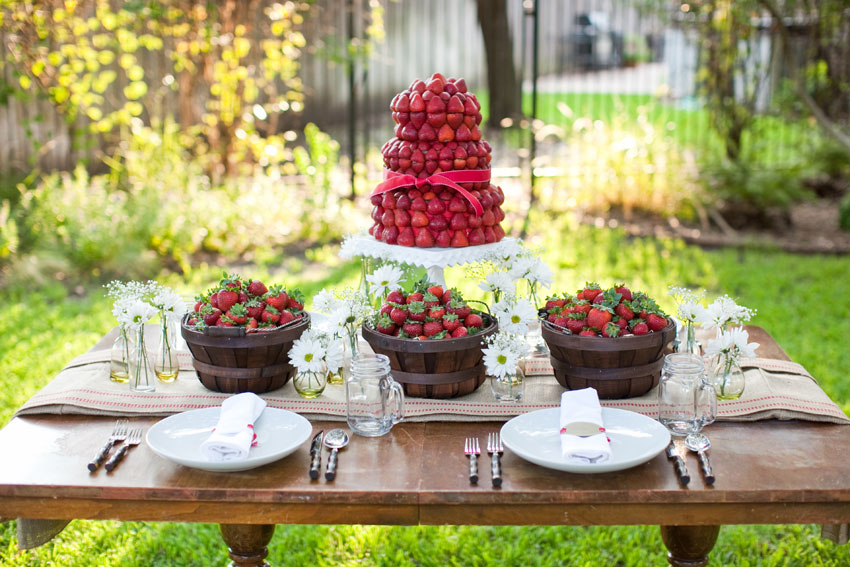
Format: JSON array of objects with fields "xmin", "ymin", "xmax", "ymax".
[
  {"xmin": 727, "ymin": 326, "xmax": 759, "ymax": 359},
  {"xmin": 483, "ymin": 348, "xmax": 519, "ymax": 379},
  {"xmin": 478, "ymin": 271, "xmax": 516, "ymax": 298},
  {"xmin": 311, "ymin": 288, "xmax": 335, "ymax": 314},
  {"xmin": 677, "ymin": 300, "xmax": 708, "ymax": 324},
  {"xmin": 152, "ymin": 287, "xmax": 187, "ymax": 322},
  {"xmin": 289, "ymin": 335, "xmax": 327, "ymax": 374},
  {"xmin": 366, "ymin": 265, "xmax": 404, "ymax": 299},
  {"xmin": 494, "ymin": 298, "xmax": 539, "ymax": 335},
  {"xmin": 119, "ymin": 300, "xmax": 157, "ymax": 330},
  {"xmin": 323, "ymin": 336, "xmax": 345, "ymax": 374},
  {"xmin": 526, "ymin": 258, "xmax": 553, "ymax": 289}
]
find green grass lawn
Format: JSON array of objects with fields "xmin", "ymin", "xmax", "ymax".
[{"xmin": 2, "ymin": 219, "xmax": 849, "ymax": 565}]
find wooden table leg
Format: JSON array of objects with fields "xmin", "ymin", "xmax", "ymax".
[
  {"xmin": 659, "ymin": 525, "xmax": 721, "ymax": 567},
  {"xmin": 219, "ymin": 524, "xmax": 276, "ymax": 567}
]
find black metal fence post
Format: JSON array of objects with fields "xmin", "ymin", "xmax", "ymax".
[
  {"xmin": 347, "ymin": 0, "xmax": 357, "ymax": 199},
  {"xmin": 521, "ymin": 0, "xmax": 540, "ymax": 237}
]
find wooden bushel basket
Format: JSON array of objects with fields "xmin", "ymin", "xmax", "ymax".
[
  {"xmin": 361, "ymin": 315, "xmax": 498, "ymax": 399},
  {"xmin": 541, "ymin": 319, "xmax": 676, "ymax": 399},
  {"xmin": 181, "ymin": 313, "xmax": 310, "ymax": 394}
]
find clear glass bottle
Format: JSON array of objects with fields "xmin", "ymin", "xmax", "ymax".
[
  {"xmin": 109, "ymin": 325, "xmax": 130, "ymax": 383},
  {"xmin": 294, "ymin": 363, "xmax": 329, "ymax": 399},
  {"xmin": 129, "ymin": 325, "xmax": 155, "ymax": 393},
  {"xmin": 154, "ymin": 318, "xmax": 179, "ymax": 382},
  {"xmin": 708, "ymin": 353, "xmax": 745, "ymax": 400},
  {"xmin": 490, "ymin": 365, "xmax": 525, "ymax": 403}
]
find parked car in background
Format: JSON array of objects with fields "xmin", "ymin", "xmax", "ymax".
[{"xmin": 570, "ymin": 12, "xmax": 624, "ymax": 69}]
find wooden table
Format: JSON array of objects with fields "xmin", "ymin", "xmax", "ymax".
[{"xmin": 0, "ymin": 327, "xmax": 848, "ymax": 567}]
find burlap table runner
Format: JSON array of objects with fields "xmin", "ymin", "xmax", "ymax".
[{"xmin": 16, "ymin": 332, "xmax": 850, "ymax": 425}]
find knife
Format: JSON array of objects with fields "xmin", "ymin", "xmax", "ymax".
[
  {"xmin": 665, "ymin": 442, "xmax": 690, "ymax": 486},
  {"xmin": 309, "ymin": 431, "xmax": 323, "ymax": 479}
]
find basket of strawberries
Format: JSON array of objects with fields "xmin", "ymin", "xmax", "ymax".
[
  {"xmin": 540, "ymin": 283, "xmax": 676, "ymax": 399},
  {"xmin": 361, "ymin": 282, "xmax": 497, "ymax": 399},
  {"xmin": 182, "ymin": 274, "xmax": 310, "ymax": 394}
]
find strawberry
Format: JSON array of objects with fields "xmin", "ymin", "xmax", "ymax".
[
  {"xmin": 194, "ymin": 300, "xmax": 204, "ymax": 313},
  {"xmin": 201, "ymin": 305, "xmax": 222, "ymax": 326},
  {"xmin": 448, "ymin": 300, "xmax": 471, "ymax": 319},
  {"xmin": 441, "ymin": 288, "xmax": 458, "ymax": 305},
  {"xmin": 451, "ymin": 326, "xmax": 469, "ymax": 338},
  {"xmin": 221, "ymin": 274, "xmax": 242, "ymax": 289},
  {"xmin": 582, "ymin": 283, "xmax": 602, "ymax": 302},
  {"xmin": 545, "ymin": 297, "xmax": 566, "ymax": 311},
  {"xmin": 442, "ymin": 313, "xmax": 461, "ymax": 333},
  {"xmin": 601, "ymin": 322, "xmax": 621, "ymax": 338},
  {"xmin": 386, "ymin": 290, "xmax": 406, "ymax": 305},
  {"xmin": 389, "ymin": 305, "xmax": 409, "ymax": 325},
  {"xmin": 428, "ymin": 330, "xmax": 449, "ymax": 340},
  {"xmin": 423, "ymin": 320, "xmax": 444, "ymax": 337},
  {"xmin": 265, "ymin": 286, "xmax": 289, "ymax": 311},
  {"xmin": 287, "ymin": 290, "xmax": 305, "ymax": 311},
  {"xmin": 615, "ymin": 303, "xmax": 635, "ymax": 321},
  {"xmin": 261, "ymin": 306, "xmax": 281, "ymax": 325},
  {"xmin": 428, "ymin": 306, "xmax": 446, "ymax": 319},
  {"xmin": 632, "ymin": 321, "xmax": 650, "ymax": 336},
  {"xmin": 245, "ymin": 298, "xmax": 266, "ymax": 320},
  {"xmin": 217, "ymin": 289, "xmax": 238, "ymax": 313},
  {"xmin": 464, "ymin": 313, "xmax": 484, "ymax": 329},
  {"xmin": 426, "ymin": 285, "xmax": 444, "ymax": 299},
  {"xmin": 379, "ymin": 303, "xmax": 393, "ymax": 317},
  {"xmin": 646, "ymin": 313, "xmax": 668, "ymax": 332},
  {"xmin": 226, "ymin": 303, "xmax": 249, "ymax": 325},
  {"xmin": 615, "ymin": 284, "xmax": 633, "ymax": 302},
  {"xmin": 615, "ymin": 317, "xmax": 629, "ymax": 332},
  {"xmin": 579, "ymin": 329, "xmax": 597, "ymax": 337},
  {"xmin": 553, "ymin": 316, "xmax": 569, "ymax": 328},
  {"xmin": 586, "ymin": 307, "xmax": 613, "ymax": 331},
  {"xmin": 217, "ymin": 314, "xmax": 235, "ymax": 327},
  {"xmin": 422, "ymin": 291, "xmax": 440, "ymax": 308},
  {"xmin": 247, "ymin": 318, "xmax": 258, "ymax": 330},
  {"xmin": 406, "ymin": 292, "xmax": 424, "ymax": 304},
  {"xmin": 238, "ymin": 291, "xmax": 250, "ymax": 304},
  {"xmin": 402, "ymin": 322, "xmax": 423, "ymax": 337},
  {"xmin": 407, "ymin": 301, "xmax": 426, "ymax": 322},
  {"xmin": 279, "ymin": 310, "xmax": 296, "ymax": 325},
  {"xmin": 376, "ymin": 314, "xmax": 396, "ymax": 335},
  {"xmin": 566, "ymin": 318, "xmax": 585, "ymax": 334}
]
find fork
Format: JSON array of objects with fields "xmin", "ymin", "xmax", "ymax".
[
  {"xmin": 105, "ymin": 428, "xmax": 143, "ymax": 472},
  {"xmin": 464, "ymin": 437, "xmax": 480, "ymax": 484},
  {"xmin": 487, "ymin": 432, "xmax": 504, "ymax": 487},
  {"xmin": 87, "ymin": 419, "xmax": 128, "ymax": 472}
]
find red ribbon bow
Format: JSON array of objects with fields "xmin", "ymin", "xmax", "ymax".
[{"xmin": 371, "ymin": 168, "xmax": 491, "ymax": 217}]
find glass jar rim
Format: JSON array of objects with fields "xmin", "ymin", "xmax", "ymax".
[{"xmin": 663, "ymin": 353, "xmax": 705, "ymax": 374}]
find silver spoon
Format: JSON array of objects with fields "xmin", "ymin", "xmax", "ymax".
[
  {"xmin": 684, "ymin": 435, "xmax": 715, "ymax": 485},
  {"xmin": 323, "ymin": 428, "xmax": 350, "ymax": 481}
]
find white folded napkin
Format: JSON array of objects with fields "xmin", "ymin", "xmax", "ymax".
[
  {"xmin": 559, "ymin": 388, "xmax": 611, "ymax": 464},
  {"xmin": 200, "ymin": 392, "xmax": 267, "ymax": 462}
]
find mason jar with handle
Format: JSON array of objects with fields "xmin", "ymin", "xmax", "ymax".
[
  {"xmin": 657, "ymin": 353, "xmax": 716, "ymax": 438},
  {"xmin": 346, "ymin": 354, "xmax": 404, "ymax": 437}
]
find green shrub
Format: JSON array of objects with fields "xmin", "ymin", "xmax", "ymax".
[
  {"xmin": 538, "ymin": 103, "xmax": 705, "ymax": 219},
  {"xmin": 2, "ymin": 121, "xmax": 352, "ymax": 286}
]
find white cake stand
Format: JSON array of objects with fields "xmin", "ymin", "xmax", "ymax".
[{"xmin": 340, "ymin": 232, "xmax": 521, "ymax": 287}]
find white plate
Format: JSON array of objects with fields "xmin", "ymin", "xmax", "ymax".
[
  {"xmin": 146, "ymin": 407, "xmax": 313, "ymax": 472},
  {"xmin": 500, "ymin": 408, "xmax": 671, "ymax": 474}
]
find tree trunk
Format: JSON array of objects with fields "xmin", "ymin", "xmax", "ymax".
[{"xmin": 475, "ymin": 0, "xmax": 520, "ymax": 126}]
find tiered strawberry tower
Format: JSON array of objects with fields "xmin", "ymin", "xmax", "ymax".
[{"xmin": 369, "ymin": 73, "xmax": 507, "ymax": 248}]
